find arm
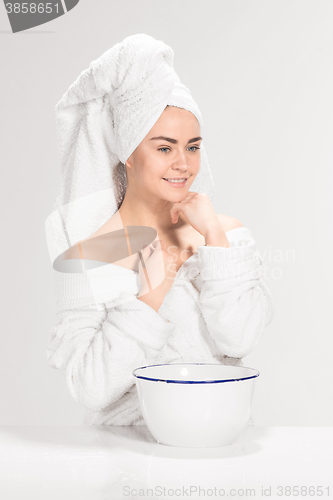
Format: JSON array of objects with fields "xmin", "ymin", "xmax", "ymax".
[
  {"xmin": 47, "ymin": 270, "xmax": 175, "ymax": 413},
  {"xmin": 197, "ymin": 227, "xmax": 274, "ymax": 358}
]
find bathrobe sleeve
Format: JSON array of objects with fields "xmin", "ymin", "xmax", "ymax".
[
  {"xmin": 197, "ymin": 228, "xmax": 274, "ymax": 358},
  {"xmin": 47, "ymin": 263, "xmax": 175, "ymax": 413}
]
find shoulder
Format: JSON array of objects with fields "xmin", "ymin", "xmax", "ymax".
[
  {"xmin": 217, "ymin": 214, "xmax": 244, "ymax": 232},
  {"xmin": 61, "ymin": 217, "xmax": 120, "ymax": 261},
  {"xmin": 61, "ymin": 242, "xmax": 81, "ymax": 261}
]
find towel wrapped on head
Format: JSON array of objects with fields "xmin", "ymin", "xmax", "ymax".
[{"xmin": 45, "ymin": 33, "xmax": 215, "ymax": 265}]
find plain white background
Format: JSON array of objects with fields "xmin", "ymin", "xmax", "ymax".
[{"xmin": 0, "ymin": 0, "xmax": 332, "ymax": 426}]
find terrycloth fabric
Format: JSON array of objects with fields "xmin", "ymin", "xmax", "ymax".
[
  {"xmin": 45, "ymin": 33, "xmax": 215, "ymax": 266},
  {"xmin": 45, "ymin": 33, "xmax": 274, "ymax": 427},
  {"xmin": 46, "ymin": 227, "xmax": 274, "ymax": 426}
]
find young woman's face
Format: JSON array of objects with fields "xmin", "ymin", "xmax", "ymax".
[{"xmin": 125, "ymin": 106, "xmax": 201, "ymax": 202}]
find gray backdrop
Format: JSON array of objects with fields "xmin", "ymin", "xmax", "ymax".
[{"xmin": 1, "ymin": 0, "xmax": 332, "ymax": 425}]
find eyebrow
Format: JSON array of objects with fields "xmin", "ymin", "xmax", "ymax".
[{"xmin": 149, "ymin": 136, "xmax": 202, "ymax": 144}]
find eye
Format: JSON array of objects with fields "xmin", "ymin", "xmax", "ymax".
[{"xmin": 158, "ymin": 146, "xmax": 201, "ymax": 153}]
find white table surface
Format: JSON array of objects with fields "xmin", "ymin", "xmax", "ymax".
[{"xmin": 0, "ymin": 425, "xmax": 332, "ymax": 500}]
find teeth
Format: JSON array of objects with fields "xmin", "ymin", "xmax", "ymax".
[{"xmin": 164, "ymin": 178, "xmax": 186, "ymax": 183}]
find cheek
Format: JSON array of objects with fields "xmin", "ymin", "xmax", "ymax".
[
  {"xmin": 135, "ymin": 159, "xmax": 164, "ymax": 185},
  {"xmin": 191, "ymin": 155, "xmax": 201, "ymax": 175},
  {"xmin": 141, "ymin": 157, "xmax": 166, "ymax": 181}
]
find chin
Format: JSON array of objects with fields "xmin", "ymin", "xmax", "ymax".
[{"xmin": 163, "ymin": 191, "xmax": 189, "ymax": 203}]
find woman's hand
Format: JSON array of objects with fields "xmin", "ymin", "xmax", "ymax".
[
  {"xmin": 137, "ymin": 240, "xmax": 167, "ymax": 298},
  {"xmin": 136, "ymin": 239, "xmax": 176, "ymax": 312},
  {"xmin": 170, "ymin": 192, "xmax": 224, "ymax": 238}
]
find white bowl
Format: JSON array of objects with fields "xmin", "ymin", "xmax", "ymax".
[{"xmin": 133, "ymin": 363, "xmax": 259, "ymax": 448}]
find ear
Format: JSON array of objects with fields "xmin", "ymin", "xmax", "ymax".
[{"xmin": 125, "ymin": 152, "xmax": 135, "ymax": 169}]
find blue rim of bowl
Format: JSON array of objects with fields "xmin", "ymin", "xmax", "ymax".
[{"xmin": 132, "ymin": 362, "xmax": 260, "ymax": 384}]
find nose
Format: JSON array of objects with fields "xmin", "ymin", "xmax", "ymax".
[{"xmin": 171, "ymin": 149, "xmax": 189, "ymax": 172}]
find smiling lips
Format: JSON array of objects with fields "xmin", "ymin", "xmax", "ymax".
[{"xmin": 163, "ymin": 177, "xmax": 188, "ymax": 187}]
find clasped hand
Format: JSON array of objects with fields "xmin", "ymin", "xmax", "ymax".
[{"xmin": 170, "ymin": 191, "xmax": 222, "ymax": 237}]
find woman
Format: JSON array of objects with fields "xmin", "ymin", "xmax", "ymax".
[{"xmin": 46, "ymin": 34, "xmax": 274, "ymax": 426}]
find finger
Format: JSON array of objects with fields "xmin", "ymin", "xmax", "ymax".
[
  {"xmin": 151, "ymin": 238, "xmax": 162, "ymax": 250},
  {"xmin": 139, "ymin": 244, "xmax": 153, "ymax": 264},
  {"xmin": 141, "ymin": 244, "xmax": 152, "ymax": 255},
  {"xmin": 171, "ymin": 210, "xmax": 179, "ymax": 223},
  {"xmin": 138, "ymin": 249, "xmax": 149, "ymax": 270},
  {"xmin": 170, "ymin": 202, "xmax": 183, "ymax": 219}
]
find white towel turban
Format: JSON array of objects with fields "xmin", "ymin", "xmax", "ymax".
[{"xmin": 45, "ymin": 33, "xmax": 215, "ymax": 265}]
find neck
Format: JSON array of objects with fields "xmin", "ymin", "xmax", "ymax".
[{"xmin": 118, "ymin": 188, "xmax": 188, "ymax": 233}]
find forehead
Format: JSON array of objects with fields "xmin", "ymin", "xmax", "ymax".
[{"xmin": 148, "ymin": 106, "xmax": 200, "ymax": 134}]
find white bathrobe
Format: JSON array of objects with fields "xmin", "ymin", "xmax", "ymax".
[{"xmin": 46, "ymin": 227, "xmax": 274, "ymax": 426}]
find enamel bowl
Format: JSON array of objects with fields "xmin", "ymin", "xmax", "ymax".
[{"xmin": 133, "ymin": 363, "xmax": 259, "ymax": 448}]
